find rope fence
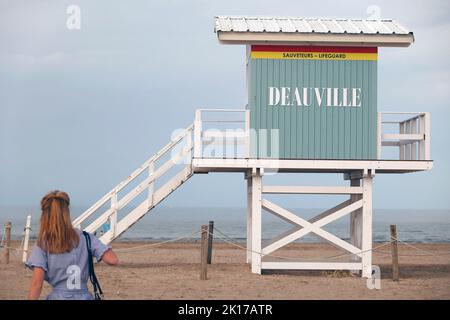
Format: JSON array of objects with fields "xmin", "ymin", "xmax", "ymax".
[
  {"xmin": 1, "ymin": 226, "xmax": 449, "ymax": 260},
  {"xmin": 108, "ymin": 226, "xmax": 450, "ymax": 262},
  {"xmin": 212, "ymin": 227, "xmax": 393, "ymax": 262},
  {"xmin": 114, "ymin": 230, "xmax": 201, "ymax": 253}
]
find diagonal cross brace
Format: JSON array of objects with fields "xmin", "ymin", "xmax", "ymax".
[{"xmin": 261, "ymin": 199, "xmax": 363, "ymax": 256}]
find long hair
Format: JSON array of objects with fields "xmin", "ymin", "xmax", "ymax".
[{"xmin": 37, "ymin": 190, "xmax": 79, "ymax": 254}]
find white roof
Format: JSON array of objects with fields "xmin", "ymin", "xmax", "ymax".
[
  {"xmin": 214, "ymin": 16, "xmax": 410, "ymax": 34},
  {"xmin": 214, "ymin": 16, "xmax": 414, "ymax": 47}
]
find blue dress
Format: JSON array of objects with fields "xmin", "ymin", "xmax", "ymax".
[{"xmin": 26, "ymin": 229, "xmax": 110, "ymax": 300}]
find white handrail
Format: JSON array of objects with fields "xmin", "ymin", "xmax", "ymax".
[
  {"xmin": 379, "ymin": 111, "xmax": 429, "ymax": 115},
  {"xmin": 198, "ymin": 109, "xmax": 248, "ymax": 112},
  {"xmin": 378, "ymin": 112, "xmax": 431, "ymax": 161},
  {"xmin": 73, "ymin": 123, "xmax": 194, "ymax": 229},
  {"xmin": 193, "ymin": 108, "xmax": 250, "ymax": 159}
]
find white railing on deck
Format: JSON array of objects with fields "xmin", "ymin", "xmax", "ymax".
[
  {"xmin": 378, "ymin": 112, "xmax": 431, "ymax": 160},
  {"xmin": 194, "ymin": 109, "xmax": 250, "ymax": 159}
]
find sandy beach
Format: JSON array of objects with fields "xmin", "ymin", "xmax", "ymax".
[{"xmin": 1, "ymin": 241, "xmax": 449, "ymax": 300}]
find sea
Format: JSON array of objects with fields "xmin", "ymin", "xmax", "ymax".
[{"xmin": 1, "ymin": 206, "xmax": 450, "ymax": 243}]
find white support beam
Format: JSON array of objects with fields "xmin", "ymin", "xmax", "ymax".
[
  {"xmin": 382, "ymin": 133, "xmax": 424, "ymax": 141},
  {"xmin": 192, "ymin": 158, "xmax": 433, "ymax": 173},
  {"xmin": 262, "ymin": 183, "xmax": 354, "ymax": 251},
  {"xmin": 261, "ymin": 262, "xmax": 363, "ymax": 270},
  {"xmin": 361, "ymin": 175, "xmax": 373, "ymax": 278},
  {"xmin": 262, "ymin": 186, "xmax": 363, "ymax": 195},
  {"xmin": 350, "ymin": 179, "xmax": 362, "ymax": 269},
  {"xmin": 261, "ymin": 198, "xmax": 351, "ymax": 250},
  {"xmin": 261, "ymin": 199, "xmax": 363, "ymax": 256},
  {"xmin": 246, "ymin": 175, "xmax": 252, "ymax": 264},
  {"xmin": 263, "ymin": 225, "xmax": 301, "ymax": 250},
  {"xmin": 251, "ymin": 171, "xmax": 262, "ymax": 274},
  {"xmin": 405, "ymin": 121, "xmax": 411, "ymax": 160},
  {"xmin": 411, "ymin": 118, "xmax": 418, "ymax": 160},
  {"xmin": 419, "ymin": 114, "xmax": 426, "ymax": 160},
  {"xmin": 399, "ymin": 122, "xmax": 406, "ymax": 160},
  {"xmin": 424, "ymin": 112, "xmax": 431, "ymax": 160}
]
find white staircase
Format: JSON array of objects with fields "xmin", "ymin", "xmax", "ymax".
[{"xmin": 72, "ymin": 123, "xmax": 195, "ymax": 244}]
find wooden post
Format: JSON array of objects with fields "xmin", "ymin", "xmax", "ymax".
[
  {"xmin": 4, "ymin": 222, "xmax": 11, "ymax": 264},
  {"xmin": 207, "ymin": 221, "xmax": 214, "ymax": 264},
  {"xmin": 390, "ymin": 224, "xmax": 400, "ymax": 281},
  {"xmin": 22, "ymin": 215, "xmax": 32, "ymax": 264},
  {"xmin": 200, "ymin": 225, "xmax": 208, "ymax": 280}
]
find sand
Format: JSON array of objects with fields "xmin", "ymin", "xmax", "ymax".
[{"xmin": 1, "ymin": 241, "xmax": 449, "ymax": 300}]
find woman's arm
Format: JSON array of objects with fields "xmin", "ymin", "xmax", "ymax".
[
  {"xmin": 101, "ymin": 249, "xmax": 119, "ymax": 266},
  {"xmin": 28, "ymin": 267, "xmax": 45, "ymax": 300}
]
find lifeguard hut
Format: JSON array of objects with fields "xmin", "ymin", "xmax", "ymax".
[{"xmin": 73, "ymin": 17, "xmax": 432, "ymax": 278}]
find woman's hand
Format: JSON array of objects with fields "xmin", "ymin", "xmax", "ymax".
[
  {"xmin": 101, "ymin": 249, "xmax": 119, "ymax": 266},
  {"xmin": 28, "ymin": 267, "xmax": 45, "ymax": 300}
]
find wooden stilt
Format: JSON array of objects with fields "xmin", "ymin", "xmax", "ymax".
[
  {"xmin": 200, "ymin": 225, "xmax": 208, "ymax": 280},
  {"xmin": 390, "ymin": 224, "xmax": 400, "ymax": 281},
  {"xmin": 207, "ymin": 221, "xmax": 214, "ymax": 264},
  {"xmin": 4, "ymin": 222, "xmax": 11, "ymax": 264}
]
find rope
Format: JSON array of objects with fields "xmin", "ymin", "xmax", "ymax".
[
  {"xmin": 0, "ymin": 221, "xmax": 31, "ymax": 254},
  {"xmin": 212, "ymin": 227, "xmax": 450, "ymax": 261},
  {"xmin": 375, "ymin": 250, "xmax": 450, "ymax": 257},
  {"xmin": 114, "ymin": 230, "xmax": 201, "ymax": 253},
  {"xmin": 325, "ymin": 242, "xmax": 393, "ymax": 260},
  {"xmin": 212, "ymin": 227, "xmax": 392, "ymax": 262},
  {"xmin": 389, "ymin": 236, "xmax": 450, "ymax": 257},
  {"xmin": 0, "ymin": 244, "xmax": 26, "ymax": 252},
  {"xmin": 1, "ymin": 225, "xmax": 447, "ymax": 261}
]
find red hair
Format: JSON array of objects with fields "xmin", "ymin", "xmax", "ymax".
[{"xmin": 37, "ymin": 191, "xmax": 79, "ymax": 254}]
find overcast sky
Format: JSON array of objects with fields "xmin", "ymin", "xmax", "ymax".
[{"xmin": 1, "ymin": 0, "xmax": 449, "ymax": 211}]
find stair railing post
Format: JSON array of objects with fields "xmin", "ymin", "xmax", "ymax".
[
  {"xmin": 377, "ymin": 112, "xmax": 382, "ymax": 160},
  {"xmin": 424, "ymin": 112, "xmax": 431, "ymax": 160},
  {"xmin": 22, "ymin": 215, "xmax": 32, "ymax": 263},
  {"xmin": 110, "ymin": 193, "xmax": 118, "ymax": 241},
  {"xmin": 244, "ymin": 110, "xmax": 250, "ymax": 159},
  {"xmin": 186, "ymin": 127, "xmax": 193, "ymax": 164},
  {"xmin": 194, "ymin": 109, "xmax": 202, "ymax": 158},
  {"xmin": 148, "ymin": 162, "xmax": 155, "ymax": 208}
]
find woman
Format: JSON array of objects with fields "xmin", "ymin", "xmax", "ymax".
[{"xmin": 26, "ymin": 191, "xmax": 119, "ymax": 300}]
